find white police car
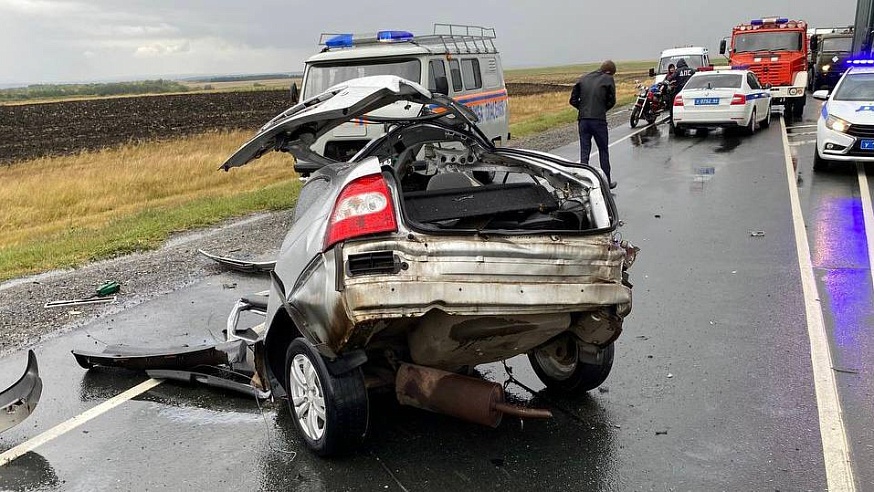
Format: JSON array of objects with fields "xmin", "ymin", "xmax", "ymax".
[
  {"xmin": 813, "ymin": 64, "xmax": 874, "ymax": 170},
  {"xmin": 671, "ymin": 68, "xmax": 772, "ymax": 136}
]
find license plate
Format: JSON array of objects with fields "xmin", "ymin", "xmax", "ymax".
[
  {"xmin": 862, "ymin": 139, "xmax": 874, "ymax": 150},
  {"xmin": 694, "ymin": 98, "xmax": 720, "ymax": 106}
]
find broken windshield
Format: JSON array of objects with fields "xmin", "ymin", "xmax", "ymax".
[{"xmin": 304, "ymin": 59, "xmax": 421, "ymax": 98}]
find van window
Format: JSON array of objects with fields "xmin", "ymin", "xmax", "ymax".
[
  {"xmin": 449, "ymin": 60, "xmax": 463, "ymax": 92},
  {"xmin": 428, "ymin": 59, "xmax": 447, "ymax": 93},
  {"xmin": 304, "ymin": 58, "xmax": 421, "ymax": 98},
  {"xmin": 461, "ymin": 59, "xmax": 482, "ymax": 90},
  {"xmin": 482, "ymin": 57, "xmax": 500, "ymax": 88}
]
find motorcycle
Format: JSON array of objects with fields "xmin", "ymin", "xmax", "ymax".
[{"xmin": 630, "ymin": 80, "xmax": 674, "ymax": 128}]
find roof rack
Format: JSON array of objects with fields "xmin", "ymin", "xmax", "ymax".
[{"xmin": 317, "ymin": 23, "xmax": 499, "ymax": 55}]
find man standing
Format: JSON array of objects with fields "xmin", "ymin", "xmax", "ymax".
[
  {"xmin": 666, "ymin": 58, "xmax": 695, "ymax": 129},
  {"xmin": 570, "ymin": 60, "xmax": 617, "ymax": 189}
]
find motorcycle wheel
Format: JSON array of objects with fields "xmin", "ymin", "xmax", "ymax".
[{"xmin": 630, "ymin": 106, "xmax": 641, "ymax": 128}]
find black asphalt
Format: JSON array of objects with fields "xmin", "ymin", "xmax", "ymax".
[{"xmin": 1, "ymin": 105, "xmax": 872, "ymax": 490}]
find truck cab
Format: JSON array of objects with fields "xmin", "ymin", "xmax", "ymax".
[
  {"xmin": 648, "ymin": 47, "xmax": 711, "ymax": 83},
  {"xmin": 720, "ymin": 17, "xmax": 809, "ymax": 117},
  {"xmin": 293, "ymin": 24, "xmax": 509, "ymax": 175},
  {"xmin": 809, "ymin": 27, "xmax": 854, "ymax": 90}
]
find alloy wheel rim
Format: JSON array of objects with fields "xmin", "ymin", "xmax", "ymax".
[{"xmin": 290, "ymin": 354, "xmax": 327, "ymax": 441}]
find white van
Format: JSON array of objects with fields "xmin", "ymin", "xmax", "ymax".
[
  {"xmin": 292, "ymin": 24, "xmax": 509, "ymax": 168},
  {"xmin": 648, "ymin": 47, "xmax": 712, "ymax": 83}
]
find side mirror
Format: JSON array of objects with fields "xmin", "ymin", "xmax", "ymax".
[
  {"xmin": 719, "ymin": 39, "xmax": 727, "ymax": 55},
  {"xmin": 764, "ymin": 83, "xmax": 772, "ymax": 89},
  {"xmin": 289, "ymin": 82, "xmax": 300, "ymax": 104},
  {"xmin": 810, "ymin": 36, "xmax": 819, "ymax": 52},
  {"xmin": 434, "ymin": 76, "xmax": 449, "ymax": 95},
  {"xmin": 812, "ymin": 89, "xmax": 830, "ymax": 100},
  {"xmin": 648, "ymin": 68, "xmax": 655, "ymax": 77}
]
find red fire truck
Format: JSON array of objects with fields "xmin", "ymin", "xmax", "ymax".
[{"xmin": 719, "ymin": 17, "xmax": 809, "ymax": 117}]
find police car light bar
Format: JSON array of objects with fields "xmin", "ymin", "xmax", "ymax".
[
  {"xmin": 731, "ymin": 64, "xmax": 751, "ymax": 70},
  {"xmin": 848, "ymin": 59, "xmax": 874, "ymax": 65},
  {"xmin": 324, "ymin": 30, "xmax": 415, "ymax": 48}
]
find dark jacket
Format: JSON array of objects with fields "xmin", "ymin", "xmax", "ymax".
[
  {"xmin": 666, "ymin": 59, "xmax": 695, "ymax": 92},
  {"xmin": 569, "ymin": 70, "xmax": 616, "ymax": 120}
]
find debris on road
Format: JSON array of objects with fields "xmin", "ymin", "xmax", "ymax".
[
  {"xmin": 72, "ymin": 341, "xmax": 246, "ymax": 371},
  {"xmin": 0, "ymin": 350, "xmax": 43, "ymax": 434},
  {"xmin": 198, "ymin": 249, "xmax": 276, "ymax": 273},
  {"xmin": 749, "ymin": 230, "xmax": 766, "ymax": 237},
  {"xmin": 44, "ymin": 280, "xmax": 121, "ymax": 308}
]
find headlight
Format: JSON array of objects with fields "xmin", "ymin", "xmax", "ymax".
[
  {"xmin": 826, "ymin": 115, "xmax": 851, "ymax": 133},
  {"xmin": 822, "ymin": 64, "xmax": 831, "ymax": 72}
]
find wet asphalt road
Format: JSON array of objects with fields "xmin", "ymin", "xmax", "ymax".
[{"xmin": 2, "ymin": 99, "xmax": 873, "ymax": 491}]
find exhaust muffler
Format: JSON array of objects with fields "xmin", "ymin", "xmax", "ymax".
[{"xmin": 395, "ymin": 363, "xmax": 552, "ymax": 427}]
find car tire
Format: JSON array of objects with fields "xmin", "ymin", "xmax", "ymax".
[
  {"xmin": 630, "ymin": 106, "xmax": 641, "ymax": 128},
  {"xmin": 793, "ymin": 97, "xmax": 806, "ymax": 118},
  {"xmin": 761, "ymin": 104, "xmax": 771, "ymax": 128},
  {"xmin": 813, "ymin": 147, "xmax": 830, "ymax": 172},
  {"xmin": 672, "ymin": 124, "xmax": 687, "ymax": 137},
  {"xmin": 745, "ymin": 109, "xmax": 757, "ymax": 135},
  {"xmin": 285, "ymin": 338, "xmax": 368, "ymax": 457},
  {"xmin": 528, "ymin": 334, "xmax": 614, "ymax": 393}
]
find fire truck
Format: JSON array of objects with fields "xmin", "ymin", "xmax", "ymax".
[{"xmin": 719, "ymin": 17, "xmax": 809, "ymax": 117}]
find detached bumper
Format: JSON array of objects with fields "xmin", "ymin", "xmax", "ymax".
[{"xmin": 0, "ymin": 350, "xmax": 43, "ymax": 434}]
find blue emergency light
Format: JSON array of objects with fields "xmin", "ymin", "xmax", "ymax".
[
  {"xmin": 377, "ymin": 30, "xmax": 414, "ymax": 42},
  {"xmin": 730, "ymin": 64, "xmax": 751, "ymax": 70},
  {"xmin": 325, "ymin": 34, "xmax": 353, "ymax": 48},
  {"xmin": 849, "ymin": 59, "xmax": 874, "ymax": 65}
]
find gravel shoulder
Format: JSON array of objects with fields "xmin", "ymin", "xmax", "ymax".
[{"xmin": 0, "ymin": 105, "xmax": 632, "ymax": 356}]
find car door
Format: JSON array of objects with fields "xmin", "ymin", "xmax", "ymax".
[{"xmin": 747, "ymin": 72, "xmax": 768, "ymax": 117}]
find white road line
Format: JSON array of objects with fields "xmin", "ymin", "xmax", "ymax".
[
  {"xmin": 789, "ymin": 140, "xmax": 818, "ymax": 147},
  {"xmin": 788, "ymin": 124, "xmax": 818, "ymax": 129},
  {"xmin": 857, "ymin": 163, "xmax": 874, "ymax": 293},
  {"xmin": 780, "ymin": 118, "xmax": 857, "ymax": 491},
  {"xmin": 0, "ymin": 378, "xmax": 162, "ymax": 467},
  {"xmin": 578, "ymin": 117, "xmax": 668, "ymax": 162}
]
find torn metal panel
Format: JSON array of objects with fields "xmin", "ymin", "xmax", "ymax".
[
  {"xmin": 1, "ymin": 350, "xmax": 43, "ymax": 434},
  {"xmin": 146, "ymin": 367, "xmax": 270, "ymax": 399},
  {"xmin": 226, "ymin": 295, "xmax": 268, "ymax": 344},
  {"xmin": 198, "ymin": 249, "xmax": 276, "ymax": 273},
  {"xmin": 72, "ymin": 341, "xmax": 246, "ymax": 371}
]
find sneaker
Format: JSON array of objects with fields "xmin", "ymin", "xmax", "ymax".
[{"xmin": 609, "ymin": 181, "xmax": 618, "ymax": 189}]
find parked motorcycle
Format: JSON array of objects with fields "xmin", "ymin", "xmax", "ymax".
[{"xmin": 630, "ymin": 80, "xmax": 674, "ymax": 128}]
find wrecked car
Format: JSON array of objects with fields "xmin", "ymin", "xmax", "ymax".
[
  {"xmin": 220, "ymin": 75, "xmax": 638, "ymax": 456},
  {"xmin": 1, "ymin": 350, "xmax": 42, "ymax": 434}
]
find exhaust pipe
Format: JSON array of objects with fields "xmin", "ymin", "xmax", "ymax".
[{"xmin": 395, "ymin": 363, "xmax": 552, "ymax": 427}]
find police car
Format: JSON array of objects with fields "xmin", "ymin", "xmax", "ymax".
[
  {"xmin": 671, "ymin": 68, "xmax": 772, "ymax": 136},
  {"xmin": 813, "ymin": 64, "xmax": 874, "ymax": 170}
]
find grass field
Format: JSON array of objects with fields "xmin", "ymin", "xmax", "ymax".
[{"xmin": 0, "ymin": 62, "xmax": 651, "ymax": 282}]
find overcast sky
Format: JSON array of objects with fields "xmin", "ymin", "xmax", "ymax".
[{"xmin": 0, "ymin": 0, "xmax": 859, "ymax": 85}]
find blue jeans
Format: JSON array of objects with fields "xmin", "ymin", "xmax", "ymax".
[{"xmin": 578, "ymin": 118, "xmax": 611, "ymax": 182}]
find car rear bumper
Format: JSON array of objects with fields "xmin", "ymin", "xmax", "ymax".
[{"xmin": 674, "ymin": 106, "xmax": 750, "ymax": 127}]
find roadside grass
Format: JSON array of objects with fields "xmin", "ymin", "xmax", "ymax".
[{"xmin": 0, "ymin": 131, "xmax": 300, "ymax": 281}]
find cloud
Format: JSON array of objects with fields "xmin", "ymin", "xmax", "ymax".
[{"xmin": 134, "ymin": 40, "xmax": 191, "ymax": 57}]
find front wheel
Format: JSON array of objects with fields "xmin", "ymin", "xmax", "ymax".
[
  {"xmin": 630, "ymin": 106, "xmax": 641, "ymax": 128},
  {"xmin": 286, "ymin": 338, "xmax": 368, "ymax": 456},
  {"xmin": 813, "ymin": 147, "xmax": 830, "ymax": 172},
  {"xmin": 792, "ymin": 97, "xmax": 806, "ymax": 118},
  {"xmin": 528, "ymin": 334, "xmax": 614, "ymax": 393}
]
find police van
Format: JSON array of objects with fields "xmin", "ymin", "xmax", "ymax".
[
  {"xmin": 292, "ymin": 24, "xmax": 509, "ymax": 168},
  {"xmin": 648, "ymin": 47, "xmax": 712, "ymax": 83}
]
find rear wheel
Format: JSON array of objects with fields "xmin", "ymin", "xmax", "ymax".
[
  {"xmin": 745, "ymin": 109, "xmax": 757, "ymax": 135},
  {"xmin": 285, "ymin": 338, "xmax": 368, "ymax": 456},
  {"xmin": 792, "ymin": 97, "xmax": 806, "ymax": 118},
  {"xmin": 528, "ymin": 334, "xmax": 614, "ymax": 393},
  {"xmin": 761, "ymin": 104, "xmax": 772, "ymax": 128},
  {"xmin": 672, "ymin": 124, "xmax": 687, "ymax": 137},
  {"xmin": 630, "ymin": 106, "xmax": 641, "ymax": 128}
]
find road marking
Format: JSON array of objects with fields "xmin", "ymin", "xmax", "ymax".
[
  {"xmin": 579, "ymin": 117, "xmax": 668, "ymax": 162},
  {"xmin": 788, "ymin": 124, "xmax": 818, "ymax": 130},
  {"xmin": 788, "ymin": 131, "xmax": 817, "ymax": 137},
  {"xmin": 0, "ymin": 378, "xmax": 162, "ymax": 467},
  {"xmin": 858, "ymin": 163, "xmax": 874, "ymax": 293},
  {"xmin": 780, "ymin": 118, "xmax": 856, "ymax": 491},
  {"xmin": 789, "ymin": 140, "xmax": 817, "ymax": 147}
]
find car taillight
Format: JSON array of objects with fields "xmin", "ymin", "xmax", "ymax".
[
  {"xmin": 674, "ymin": 95, "xmax": 684, "ymax": 106},
  {"xmin": 324, "ymin": 174, "xmax": 398, "ymax": 250},
  {"xmin": 730, "ymin": 94, "xmax": 746, "ymax": 105}
]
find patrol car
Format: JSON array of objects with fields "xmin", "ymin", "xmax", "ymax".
[
  {"xmin": 671, "ymin": 68, "xmax": 772, "ymax": 136},
  {"xmin": 813, "ymin": 64, "xmax": 874, "ymax": 170},
  {"xmin": 293, "ymin": 24, "xmax": 509, "ymax": 179}
]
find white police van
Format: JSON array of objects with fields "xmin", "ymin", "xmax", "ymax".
[
  {"xmin": 813, "ymin": 63, "xmax": 874, "ymax": 170},
  {"xmin": 292, "ymin": 24, "xmax": 509, "ymax": 172},
  {"xmin": 648, "ymin": 47, "xmax": 712, "ymax": 83}
]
